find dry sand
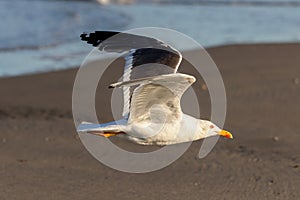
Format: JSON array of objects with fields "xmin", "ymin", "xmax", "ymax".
[{"xmin": 0, "ymin": 43, "xmax": 299, "ymax": 199}]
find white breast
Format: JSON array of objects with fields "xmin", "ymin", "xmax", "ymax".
[{"xmin": 124, "ymin": 113, "xmax": 202, "ymax": 145}]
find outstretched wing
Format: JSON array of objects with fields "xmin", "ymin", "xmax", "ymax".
[
  {"xmin": 80, "ymin": 31, "xmax": 182, "ymax": 118},
  {"xmin": 109, "ymin": 73, "xmax": 196, "ymax": 124},
  {"xmin": 80, "ymin": 31, "xmax": 182, "ymax": 74}
]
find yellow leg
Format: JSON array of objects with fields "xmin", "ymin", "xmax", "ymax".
[
  {"xmin": 87, "ymin": 131, "xmax": 122, "ymax": 138},
  {"xmin": 101, "ymin": 133, "xmax": 118, "ymax": 138}
]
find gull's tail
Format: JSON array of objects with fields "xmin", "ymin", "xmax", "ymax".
[{"xmin": 77, "ymin": 119, "xmax": 127, "ymax": 137}]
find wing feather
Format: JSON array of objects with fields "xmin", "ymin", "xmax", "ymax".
[
  {"xmin": 109, "ymin": 73, "xmax": 196, "ymax": 123},
  {"xmin": 81, "ymin": 31, "xmax": 183, "ymax": 118}
]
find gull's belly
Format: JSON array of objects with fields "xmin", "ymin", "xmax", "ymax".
[
  {"xmin": 126, "ymin": 121, "xmax": 181, "ymax": 145},
  {"xmin": 124, "ymin": 114, "xmax": 201, "ymax": 145}
]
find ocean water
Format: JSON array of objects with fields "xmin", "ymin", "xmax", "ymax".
[{"xmin": 1, "ymin": 0, "xmax": 300, "ymax": 77}]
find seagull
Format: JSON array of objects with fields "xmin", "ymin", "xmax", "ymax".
[{"xmin": 78, "ymin": 31, "xmax": 233, "ymax": 145}]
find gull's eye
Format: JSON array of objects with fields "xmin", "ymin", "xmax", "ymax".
[{"xmin": 210, "ymin": 125, "xmax": 214, "ymax": 129}]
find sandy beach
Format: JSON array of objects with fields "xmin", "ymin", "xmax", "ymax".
[{"xmin": 0, "ymin": 43, "xmax": 299, "ymax": 199}]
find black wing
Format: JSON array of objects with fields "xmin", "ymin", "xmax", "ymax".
[{"xmin": 80, "ymin": 31, "xmax": 182, "ymax": 118}]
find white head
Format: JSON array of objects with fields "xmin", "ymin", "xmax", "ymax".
[{"xmin": 197, "ymin": 120, "xmax": 233, "ymax": 140}]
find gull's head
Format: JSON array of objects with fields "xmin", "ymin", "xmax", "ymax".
[{"xmin": 201, "ymin": 121, "xmax": 233, "ymax": 139}]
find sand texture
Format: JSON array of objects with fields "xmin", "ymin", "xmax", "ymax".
[{"xmin": 0, "ymin": 43, "xmax": 300, "ymax": 200}]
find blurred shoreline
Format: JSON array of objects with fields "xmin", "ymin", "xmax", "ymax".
[
  {"xmin": 1, "ymin": 0, "xmax": 300, "ymax": 77},
  {"xmin": 64, "ymin": 0, "xmax": 300, "ymax": 7},
  {"xmin": 0, "ymin": 41, "xmax": 299, "ymax": 79}
]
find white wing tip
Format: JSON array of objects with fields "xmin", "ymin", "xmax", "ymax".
[
  {"xmin": 156, "ymin": 73, "xmax": 196, "ymax": 83},
  {"xmin": 109, "ymin": 82, "xmax": 123, "ymax": 88},
  {"xmin": 187, "ymin": 75, "xmax": 196, "ymax": 83}
]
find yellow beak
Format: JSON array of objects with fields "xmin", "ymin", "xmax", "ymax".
[{"xmin": 219, "ymin": 130, "xmax": 233, "ymax": 139}]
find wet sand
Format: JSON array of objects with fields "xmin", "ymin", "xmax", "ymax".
[{"xmin": 0, "ymin": 43, "xmax": 299, "ymax": 199}]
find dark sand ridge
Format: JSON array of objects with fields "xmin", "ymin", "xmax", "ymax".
[{"xmin": 0, "ymin": 43, "xmax": 299, "ymax": 199}]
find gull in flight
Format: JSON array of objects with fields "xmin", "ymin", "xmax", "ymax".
[{"xmin": 78, "ymin": 31, "xmax": 233, "ymax": 145}]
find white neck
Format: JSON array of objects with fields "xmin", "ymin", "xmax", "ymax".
[{"xmin": 176, "ymin": 114, "xmax": 220, "ymax": 143}]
